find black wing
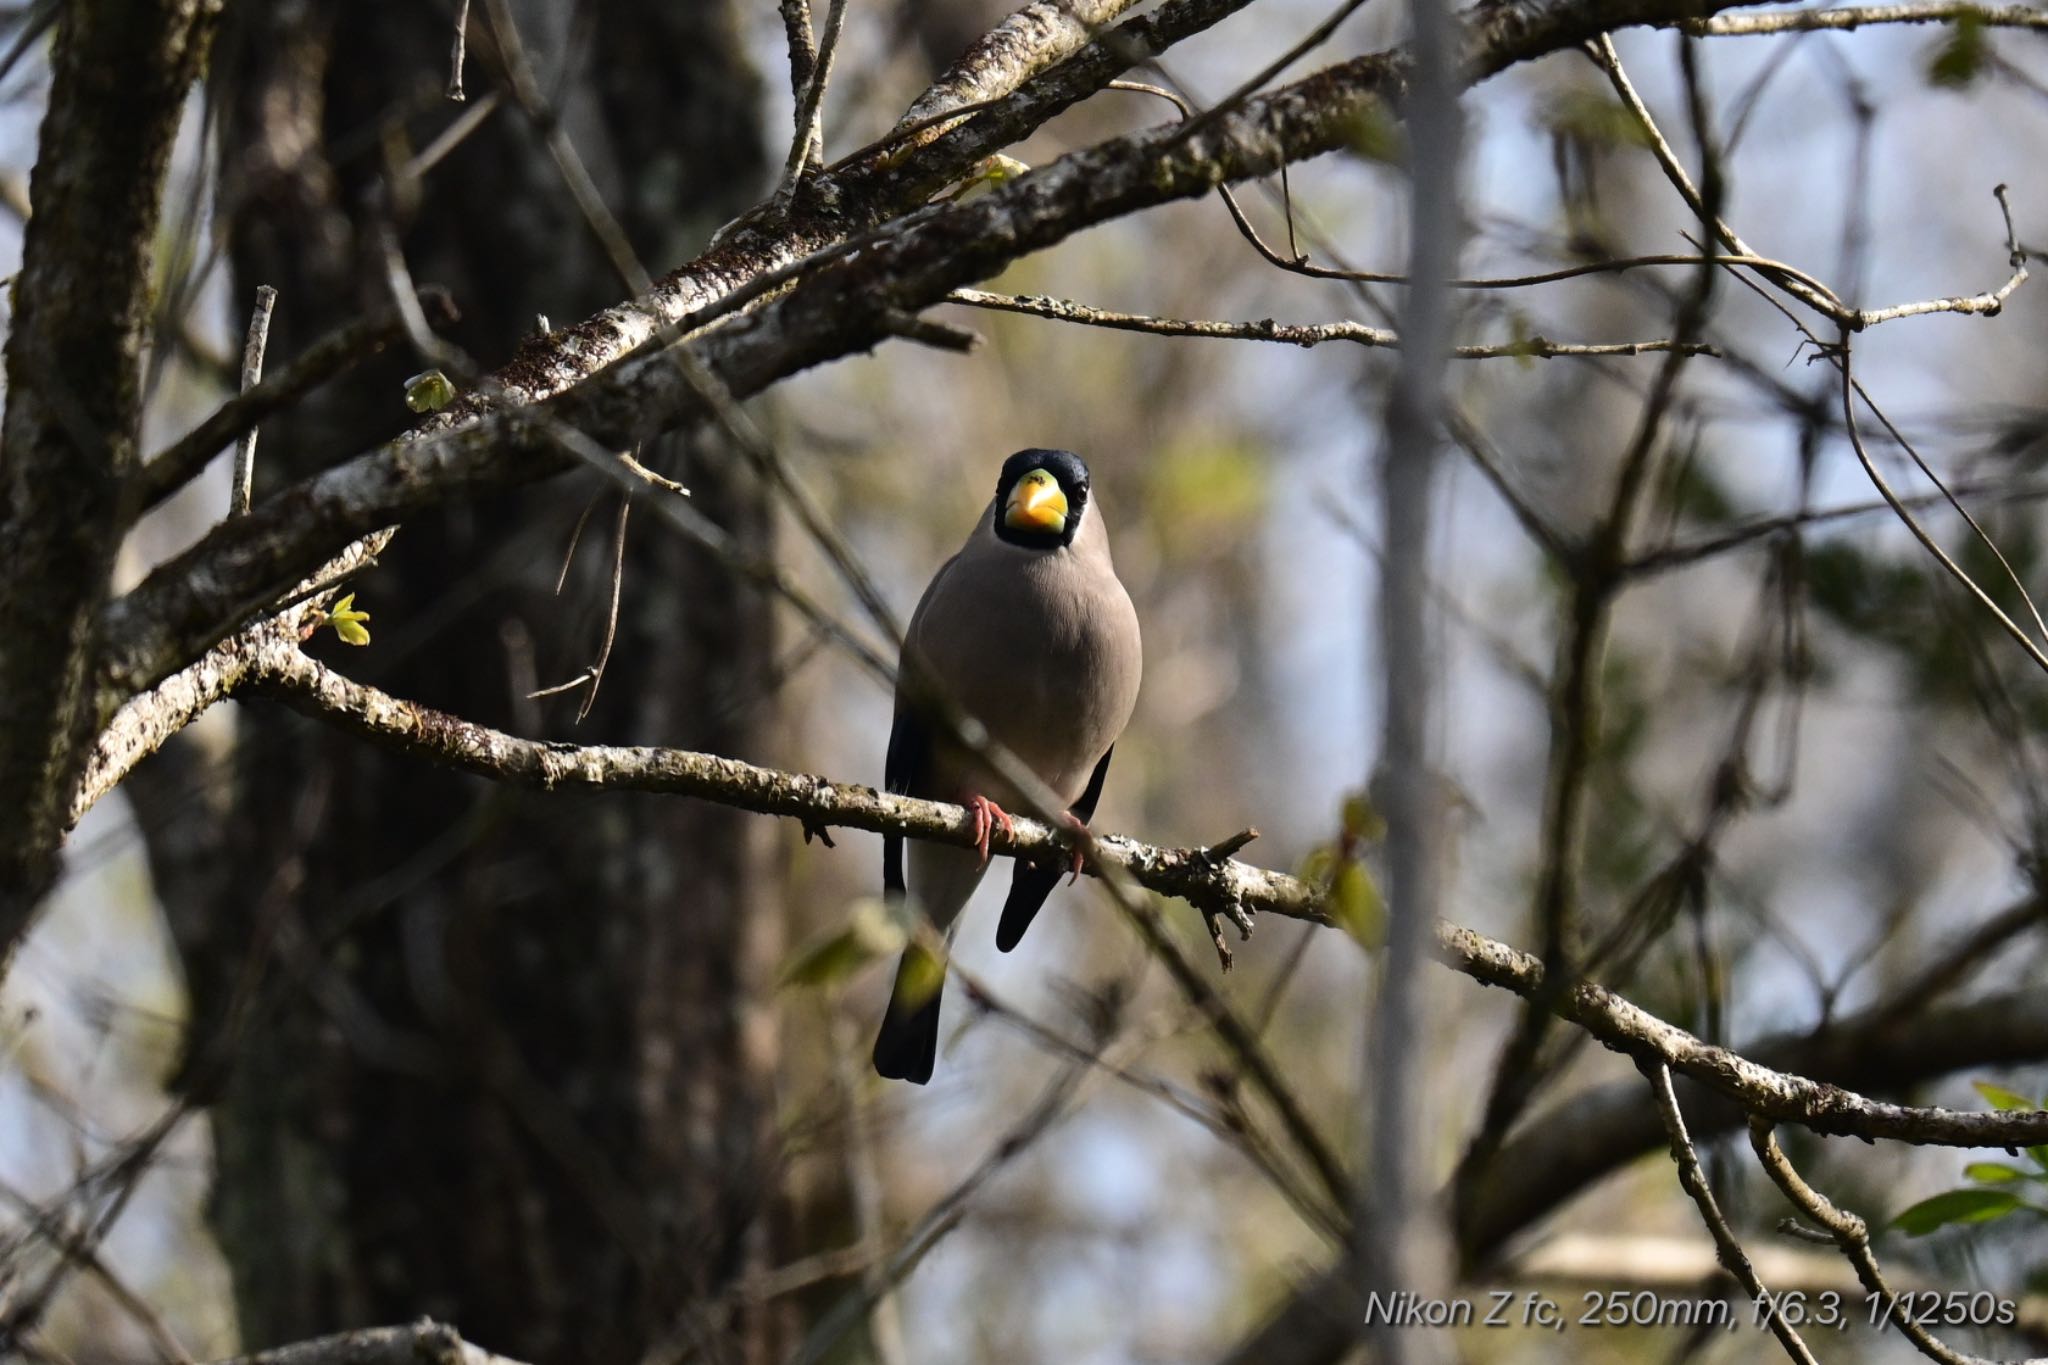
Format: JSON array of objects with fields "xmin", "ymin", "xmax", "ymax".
[
  {"xmin": 994, "ymin": 745, "xmax": 1115, "ymax": 952},
  {"xmin": 882, "ymin": 703, "xmax": 933, "ymax": 898}
]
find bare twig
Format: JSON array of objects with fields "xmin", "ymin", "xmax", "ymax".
[
  {"xmin": 230, "ymin": 285, "xmax": 277, "ymax": 516},
  {"xmin": 134, "ymin": 287, "xmax": 459, "ymax": 515},
  {"xmin": 1646, "ymin": 1061, "xmax": 1820, "ymax": 1365},
  {"xmin": 573, "ymin": 497, "xmax": 628, "ymax": 723},
  {"xmin": 778, "ymin": 0, "xmax": 818, "ymax": 102},
  {"xmin": 1176, "ymin": 0, "xmax": 1375, "ymax": 141},
  {"xmin": 1837, "ymin": 333, "xmax": 2048, "ymax": 678},
  {"xmin": 1701, "ymin": 3, "xmax": 2048, "ymax": 37},
  {"xmin": 949, "ymin": 287, "xmax": 1716, "ymax": 359},
  {"xmin": 780, "ymin": 0, "xmax": 850, "ymax": 197},
  {"xmin": 0, "ymin": 1175, "xmax": 192, "ymax": 1364},
  {"xmin": 446, "ymin": 0, "xmax": 472, "ymax": 100},
  {"xmin": 206, "ymin": 1320, "xmax": 526, "ymax": 1365},
  {"xmin": 405, "ymin": 90, "xmax": 503, "ymax": 182},
  {"xmin": 480, "ymin": 0, "xmax": 646, "ymax": 292},
  {"xmin": 1748, "ymin": 1120, "xmax": 2018, "ymax": 1365}
]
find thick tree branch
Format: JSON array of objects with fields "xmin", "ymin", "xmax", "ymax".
[
  {"xmin": 96, "ymin": 0, "xmax": 1828, "ymax": 709},
  {"xmin": 900, "ymin": 0, "xmax": 1148, "ymax": 127},
  {"xmin": 0, "ymin": 0, "xmax": 218, "ymax": 941},
  {"xmin": 191, "ymin": 641, "xmax": 2048, "ymax": 1150}
]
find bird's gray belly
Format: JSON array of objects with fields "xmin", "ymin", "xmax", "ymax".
[{"xmin": 911, "ymin": 576, "xmax": 1132, "ymax": 805}]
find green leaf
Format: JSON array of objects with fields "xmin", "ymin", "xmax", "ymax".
[
  {"xmin": 892, "ymin": 938, "xmax": 946, "ymax": 1010},
  {"xmin": 1302, "ymin": 843, "xmax": 1384, "ymax": 951},
  {"xmin": 322, "ymin": 592, "xmax": 372, "ymax": 647},
  {"xmin": 1927, "ymin": 12, "xmax": 1988, "ymax": 89},
  {"xmin": 944, "ymin": 154, "xmax": 1031, "ymax": 203},
  {"xmin": 404, "ymin": 368, "xmax": 457, "ymax": 413},
  {"xmin": 1331, "ymin": 861, "xmax": 1385, "ymax": 949},
  {"xmin": 1972, "ymin": 1080, "xmax": 2038, "ymax": 1113},
  {"xmin": 1541, "ymin": 89, "xmax": 1655, "ymax": 150},
  {"xmin": 1892, "ymin": 1188, "xmax": 2023, "ymax": 1236},
  {"xmin": 1340, "ymin": 791, "xmax": 1386, "ymax": 844},
  {"xmin": 1342, "ymin": 97, "xmax": 1404, "ymax": 164},
  {"xmin": 779, "ymin": 900, "xmax": 906, "ymax": 989},
  {"xmin": 1965, "ymin": 1162, "xmax": 2029, "ymax": 1184}
]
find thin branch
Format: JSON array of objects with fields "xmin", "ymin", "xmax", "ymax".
[
  {"xmin": 1176, "ymin": 0, "xmax": 1375, "ymax": 141},
  {"xmin": 948, "ymin": 288, "xmax": 1716, "ymax": 358},
  {"xmin": 1594, "ymin": 37, "xmax": 2030, "ymax": 330},
  {"xmin": 1700, "ymin": 3, "xmax": 2048, "ymax": 37},
  {"xmin": 447, "ymin": 0, "xmax": 472, "ymax": 100},
  {"xmin": 480, "ymin": 0, "xmax": 647, "ymax": 292},
  {"xmin": 573, "ymin": 497, "xmax": 628, "ymax": 723},
  {"xmin": 1748, "ymin": 1120, "xmax": 2020, "ymax": 1365},
  {"xmin": 0, "ymin": 1175, "xmax": 191, "ymax": 1364},
  {"xmin": 1625, "ymin": 478, "xmax": 2048, "ymax": 578},
  {"xmin": 134, "ymin": 287, "xmax": 459, "ymax": 515},
  {"xmin": 1646, "ymin": 1062, "xmax": 1820, "ymax": 1365},
  {"xmin": 1836, "ymin": 333, "xmax": 2048, "ymax": 678},
  {"xmin": 1591, "ymin": 34, "xmax": 1846, "ymax": 323},
  {"xmin": 778, "ymin": 0, "xmax": 817, "ymax": 102},
  {"xmin": 780, "ymin": 0, "xmax": 849, "ymax": 195},
  {"xmin": 229, "ymin": 285, "xmax": 277, "ymax": 516},
  {"xmin": 405, "ymin": 90, "xmax": 502, "ymax": 182},
  {"xmin": 206, "ymin": 1321, "xmax": 527, "ymax": 1365}
]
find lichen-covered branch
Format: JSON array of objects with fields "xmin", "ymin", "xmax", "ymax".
[
  {"xmin": 95, "ymin": 0, "xmax": 1829, "ymax": 708},
  {"xmin": 900, "ymin": 0, "xmax": 1149, "ymax": 126},
  {"xmin": 223, "ymin": 643, "xmax": 2048, "ymax": 1150},
  {"xmin": 208, "ymin": 1320, "xmax": 527, "ymax": 1365}
]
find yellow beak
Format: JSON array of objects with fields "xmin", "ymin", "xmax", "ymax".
[{"xmin": 1004, "ymin": 468, "xmax": 1069, "ymax": 534}]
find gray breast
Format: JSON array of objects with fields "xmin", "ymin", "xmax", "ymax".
[{"xmin": 903, "ymin": 509, "xmax": 1141, "ymax": 804}]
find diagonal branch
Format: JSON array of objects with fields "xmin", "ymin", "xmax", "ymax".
[
  {"xmin": 95, "ymin": 0, "xmax": 1823, "ymax": 711},
  {"xmin": 1646, "ymin": 1060, "xmax": 1820, "ymax": 1365},
  {"xmin": 899, "ymin": 0, "xmax": 1149, "ymax": 127}
]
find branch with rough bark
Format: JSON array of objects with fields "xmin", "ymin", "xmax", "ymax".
[
  {"xmin": 0, "ymin": 0, "xmax": 219, "ymax": 939},
  {"xmin": 78, "ymin": 616, "xmax": 2048, "ymax": 1152},
  {"xmin": 209, "ymin": 1320, "xmax": 526, "ymax": 1365},
  {"xmin": 88, "ymin": 0, "xmax": 2047, "ymax": 735}
]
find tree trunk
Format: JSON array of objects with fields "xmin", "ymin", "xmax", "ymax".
[{"xmin": 136, "ymin": 2, "xmax": 785, "ymax": 1358}]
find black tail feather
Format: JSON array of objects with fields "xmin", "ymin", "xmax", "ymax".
[
  {"xmin": 873, "ymin": 956, "xmax": 944, "ymax": 1084},
  {"xmin": 995, "ymin": 859, "xmax": 1063, "ymax": 953}
]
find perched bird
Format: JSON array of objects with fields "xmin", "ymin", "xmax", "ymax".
[{"xmin": 872, "ymin": 449, "xmax": 1142, "ymax": 1084}]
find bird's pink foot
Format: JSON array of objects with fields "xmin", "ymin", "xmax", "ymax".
[
  {"xmin": 1062, "ymin": 812, "xmax": 1089, "ymax": 884},
  {"xmin": 966, "ymin": 793, "xmax": 1014, "ymax": 868}
]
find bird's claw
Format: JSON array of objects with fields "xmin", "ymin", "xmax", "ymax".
[
  {"xmin": 1062, "ymin": 812, "xmax": 1089, "ymax": 884},
  {"xmin": 966, "ymin": 793, "xmax": 1013, "ymax": 868}
]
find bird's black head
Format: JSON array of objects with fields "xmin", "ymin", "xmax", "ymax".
[{"xmin": 993, "ymin": 448, "xmax": 1091, "ymax": 549}]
